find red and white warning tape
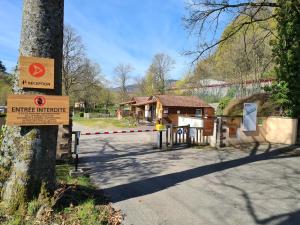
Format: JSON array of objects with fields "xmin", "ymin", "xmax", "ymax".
[{"xmin": 81, "ymin": 129, "xmax": 158, "ymax": 135}]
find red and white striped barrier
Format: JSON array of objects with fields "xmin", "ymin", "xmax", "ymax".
[{"xmin": 81, "ymin": 129, "xmax": 158, "ymax": 135}]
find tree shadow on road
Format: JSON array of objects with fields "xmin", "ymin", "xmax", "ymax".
[
  {"xmin": 102, "ymin": 145, "xmax": 299, "ymax": 204},
  {"xmin": 211, "ymin": 172, "xmax": 300, "ymax": 225}
]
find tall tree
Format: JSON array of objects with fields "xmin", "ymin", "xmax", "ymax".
[
  {"xmin": 273, "ymin": 0, "xmax": 300, "ymax": 117},
  {"xmin": 135, "ymin": 76, "xmax": 147, "ymax": 96},
  {"xmin": 0, "ymin": 0, "xmax": 64, "ymax": 212},
  {"xmin": 114, "ymin": 63, "xmax": 133, "ymax": 102},
  {"xmin": 76, "ymin": 59, "xmax": 103, "ymax": 110},
  {"xmin": 184, "ymin": 0, "xmax": 278, "ymax": 61},
  {"xmin": 184, "ymin": 0, "xmax": 300, "ymax": 116},
  {"xmin": 62, "ymin": 25, "xmax": 85, "ymax": 96},
  {"xmin": 149, "ymin": 53, "xmax": 175, "ymax": 94}
]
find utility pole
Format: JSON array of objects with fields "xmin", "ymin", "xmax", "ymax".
[{"xmin": 0, "ymin": 0, "xmax": 64, "ymax": 211}]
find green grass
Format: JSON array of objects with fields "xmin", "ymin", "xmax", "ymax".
[
  {"xmin": 56, "ymin": 164, "xmax": 92, "ymax": 188},
  {"xmin": 73, "ymin": 116, "xmax": 137, "ymax": 128},
  {"xmin": 0, "ymin": 164, "xmax": 122, "ymax": 225},
  {"xmin": 52, "ymin": 164, "xmax": 117, "ymax": 225}
]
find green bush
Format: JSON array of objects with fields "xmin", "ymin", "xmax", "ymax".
[
  {"xmin": 264, "ymin": 81, "xmax": 292, "ymax": 116},
  {"xmin": 216, "ymin": 96, "xmax": 232, "ymax": 115},
  {"xmin": 79, "ymin": 112, "xmax": 84, "ymax": 117},
  {"xmin": 124, "ymin": 116, "xmax": 137, "ymax": 127}
]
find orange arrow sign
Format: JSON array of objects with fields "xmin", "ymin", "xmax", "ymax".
[{"xmin": 28, "ymin": 63, "xmax": 46, "ymax": 78}]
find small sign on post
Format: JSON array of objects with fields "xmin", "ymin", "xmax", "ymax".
[
  {"xmin": 6, "ymin": 95, "xmax": 69, "ymax": 126},
  {"xmin": 19, "ymin": 56, "xmax": 54, "ymax": 89}
]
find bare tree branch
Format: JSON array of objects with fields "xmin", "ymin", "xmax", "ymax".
[{"xmin": 184, "ymin": 0, "xmax": 277, "ymax": 62}]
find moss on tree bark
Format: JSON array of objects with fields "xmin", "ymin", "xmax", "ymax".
[{"xmin": 0, "ymin": 0, "xmax": 64, "ymax": 212}]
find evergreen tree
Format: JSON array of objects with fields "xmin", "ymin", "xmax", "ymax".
[
  {"xmin": 273, "ymin": 0, "xmax": 300, "ymax": 117},
  {"xmin": 0, "ymin": 60, "xmax": 6, "ymax": 73}
]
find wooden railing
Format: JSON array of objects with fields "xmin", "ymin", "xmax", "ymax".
[{"xmin": 165, "ymin": 124, "xmax": 209, "ymax": 148}]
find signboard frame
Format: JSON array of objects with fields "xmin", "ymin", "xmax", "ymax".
[
  {"xmin": 243, "ymin": 103, "xmax": 258, "ymax": 132},
  {"xmin": 19, "ymin": 56, "xmax": 54, "ymax": 89},
  {"xmin": 6, "ymin": 94, "xmax": 69, "ymax": 126}
]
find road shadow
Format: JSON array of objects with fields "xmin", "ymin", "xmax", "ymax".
[
  {"xmin": 101, "ymin": 145, "xmax": 299, "ymax": 203},
  {"xmin": 211, "ymin": 172, "xmax": 300, "ymax": 225},
  {"xmin": 78, "ymin": 140, "xmax": 191, "ymax": 164}
]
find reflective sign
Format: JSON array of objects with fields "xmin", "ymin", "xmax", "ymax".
[{"xmin": 243, "ymin": 103, "xmax": 257, "ymax": 131}]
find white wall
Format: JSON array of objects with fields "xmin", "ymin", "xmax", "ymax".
[{"xmin": 178, "ymin": 116, "xmax": 204, "ymax": 128}]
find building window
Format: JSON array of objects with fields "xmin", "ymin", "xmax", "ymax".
[{"xmin": 195, "ymin": 109, "xmax": 202, "ymax": 117}]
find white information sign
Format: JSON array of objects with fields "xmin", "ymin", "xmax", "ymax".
[{"xmin": 243, "ymin": 103, "xmax": 257, "ymax": 132}]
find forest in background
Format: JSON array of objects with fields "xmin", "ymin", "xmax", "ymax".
[
  {"xmin": 175, "ymin": 11, "xmax": 276, "ymax": 102},
  {"xmin": 0, "ymin": 4, "xmax": 285, "ymax": 115}
]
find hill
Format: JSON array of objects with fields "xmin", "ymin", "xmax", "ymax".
[
  {"xmin": 111, "ymin": 79, "xmax": 178, "ymax": 94},
  {"xmin": 182, "ymin": 13, "xmax": 276, "ymax": 85}
]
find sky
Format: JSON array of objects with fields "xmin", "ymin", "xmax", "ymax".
[{"xmin": 0, "ymin": 0, "xmax": 226, "ymax": 86}]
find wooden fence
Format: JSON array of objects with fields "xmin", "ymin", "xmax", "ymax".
[{"xmin": 164, "ymin": 124, "xmax": 209, "ymax": 148}]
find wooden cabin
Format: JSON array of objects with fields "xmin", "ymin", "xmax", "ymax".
[
  {"xmin": 118, "ymin": 96, "xmax": 149, "ymax": 119},
  {"xmin": 118, "ymin": 95, "xmax": 215, "ymax": 125},
  {"xmin": 154, "ymin": 95, "xmax": 215, "ymax": 125}
]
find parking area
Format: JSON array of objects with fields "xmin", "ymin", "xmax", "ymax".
[{"xmin": 75, "ymin": 123, "xmax": 300, "ymax": 225}]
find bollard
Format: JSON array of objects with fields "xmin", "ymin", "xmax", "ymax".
[
  {"xmin": 73, "ymin": 131, "xmax": 81, "ymax": 172},
  {"xmin": 159, "ymin": 131, "xmax": 163, "ymax": 149},
  {"xmin": 75, "ymin": 153, "xmax": 78, "ymax": 172}
]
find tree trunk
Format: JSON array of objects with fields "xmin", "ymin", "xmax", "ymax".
[{"xmin": 0, "ymin": 0, "xmax": 64, "ymax": 212}]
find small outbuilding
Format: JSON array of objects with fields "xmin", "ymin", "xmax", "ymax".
[
  {"xmin": 118, "ymin": 95, "xmax": 215, "ymax": 125},
  {"xmin": 154, "ymin": 95, "xmax": 214, "ymax": 125},
  {"xmin": 118, "ymin": 96, "xmax": 149, "ymax": 119}
]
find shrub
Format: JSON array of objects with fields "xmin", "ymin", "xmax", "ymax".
[
  {"xmin": 79, "ymin": 112, "xmax": 84, "ymax": 117},
  {"xmin": 216, "ymin": 96, "xmax": 232, "ymax": 115},
  {"xmin": 124, "ymin": 116, "xmax": 137, "ymax": 127},
  {"xmin": 264, "ymin": 81, "xmax": 292, "ymax": 117}
]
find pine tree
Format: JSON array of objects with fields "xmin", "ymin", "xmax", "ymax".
[{"xmin": 0, "ymin": 60, "xmax": 6, "ymax": 73}]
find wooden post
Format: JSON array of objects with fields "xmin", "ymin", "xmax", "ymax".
[
  {"xmin": 187, "ymin": 125, "xmax": 191, "ymax": 147},
  {"xmin": 179, "ymin": 129, "xmax": 181, "ymax": 143},
  {"xmin": 175, "ymin": 127, "xmax": 178, "ymax": 144},
  {"xmin": 166, "ymin": 125, "xmax": 169, "ymax": 147}
]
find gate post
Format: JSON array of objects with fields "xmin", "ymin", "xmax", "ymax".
[
  {"xmin": 166, "ymin": 125, "xmax": 169, "ymax": 147},
  {"xmin": 187, "ymin": 125, "xmax": 191, "ymax": 147},
  {"xmin": 170, "ymin": 125, "xmax": 174, "ymax": 149},
  {"xmin": 159, "ymin": 131, "xmax": 163, "ymax": 149}
]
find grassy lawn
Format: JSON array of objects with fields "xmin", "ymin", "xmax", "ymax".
[
  {"xmin": 73, "ymin": 116, "xmax": 137, "ymax": 128},
  {"xmin": 0, "ymin": 164, "xmax": 122, "ymax": 225}
]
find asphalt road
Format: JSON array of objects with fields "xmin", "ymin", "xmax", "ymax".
[{"xmin": 75, "ymin": 123, "xmax": 300, "ymax": 225}]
